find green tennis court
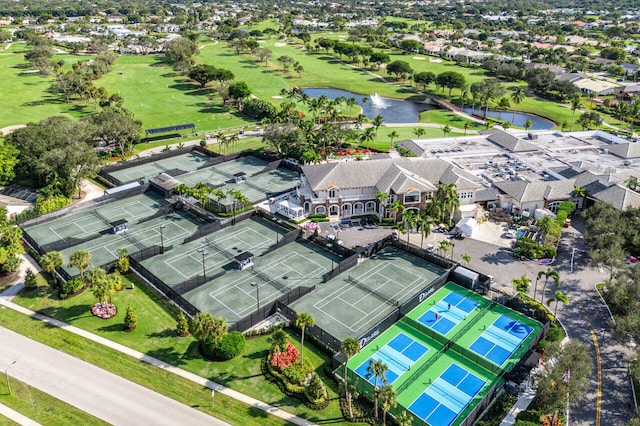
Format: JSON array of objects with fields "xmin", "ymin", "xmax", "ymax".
[
  {"xmin": 290, "ymin": 245, "xmax": 446, "ymax": 341},
  {"xmin": 140, "ymin": 216, "xmax": 281, "ymax": 286},
  {"xmin": 346, "ymin": 282, "xmax": 542, "ymax": 426},
  {"xmin": 108, "ymin": 152, "xmax": 211, "ymax": 183},
  {"xmin": 182, "ymin": 238, "xmax": 332, "ymax": 324},
  {"xmin": 175, "ymin": 156, "xmax": 299, "ymax": 205}
]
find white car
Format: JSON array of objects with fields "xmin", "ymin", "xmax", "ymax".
[
  {"xmin": 504, "ymin": 229, "xmax": 517, "ymax": 239},
  {"xmin": 427, "ymin": 244, "xmax": 435, "ymax": 253}
]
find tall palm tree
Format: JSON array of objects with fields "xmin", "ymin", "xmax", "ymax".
[
  {"xmin": 366, "ymin": 359, "xmax": 388, "ymax": 420},
  {"xmin": 340, "ymin": 337, "xmax": 360, "ymax": 419},
  {"xmin": 69, "ymin": 249, "xmax": 92, "ymax": 285},
  {"xmin": 463, "ymin": 121, "xmax": 472, "ymax": 136},
  {"xmin": 547, "ymin": 290, "xmax": 569, "ymax": 318},
  {"xmin": 418, "ymin": 214, "xmax": 434, "ymax": 248},
  {"xmin": 387, "ymin": 130, "xmax": 399, "ymax": 147},
  {"xmin": 497, "ymin": 97, "xmax": 510, "ymax": 121},
  {"xmin": 376, "ymin": 191, "xmax": 389, "ymax": 218},
  {"xmin": 461, "ymin": 253, "xmax": 472, "ymax": 265},
  {"xmin": 396, "ymin": 411, "xmax": 412, "ymax": 426},
  {"xmin": 380, "ymin": 384, "xmax": 398, "ymax": 426},
  {"xmin": 40, "ymin": 251, "xmax": 64, "ymax": 286},
  {"xmin": 295, "ymin": 312, "xmax": 315, "ymax": 364},
  {"xmin": 403, "ymin": 209, "xmax": 419, "ymax": 236},
  {"xmin": 360, "ymin": 127, "xmax": 375, "ymax": 148},
  {"xmin": 537, "ymin": 267, "xmax": 560, "ymax": 305},
  {"xmin": 511, "ymin": 87, "xmax": 526, "ymax": 124},
  {"xmin": 570, "ymin": 95, "xmax": 583, "ymax": 132},
  {"xmin": 388, "ymin": 199, "xmax": 404, "ymax": 223},
  {"xmin": 372, "ymin": 115, "xmax": 384, "ymax": 142},
  {"xmin": 439, "ymin": 239, "xmax": 452, "ymax": 258}
]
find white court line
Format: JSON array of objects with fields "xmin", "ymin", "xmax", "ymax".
[{"xmin": 48, "ymin": 226, "xmax": 65, "ymax": 241}]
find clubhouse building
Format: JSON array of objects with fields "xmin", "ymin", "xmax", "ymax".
[{"xmin": 282, "ymin": 129, "xmax": 640, "ymax": 221}]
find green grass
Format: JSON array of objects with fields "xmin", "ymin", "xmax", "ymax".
[
  {"xmin": 0, "ymin": 377, "xmax": 110, "ymax": 426},
  {"xmin": 0, "ymin": 43, "xmax": 92, "ymax": 128},
  {"xmin": 0, "ymin": 306, "xmax": 289, "ymax": 426},
  {"xmin": 12, "ymin": 274, "xmax": 357, "ymax": 425}
]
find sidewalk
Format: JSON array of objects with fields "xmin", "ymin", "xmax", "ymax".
[
  {"xmin": 0, "ymin": 279, "xmax": 316, "ymax": 426},
  {"xmin": 0, "ymin": 403, "xmax": 41, "ymax": 426}
]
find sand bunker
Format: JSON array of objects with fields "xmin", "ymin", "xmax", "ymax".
[{"xmin": 413, "ymin": 56, "xmax": 426, "ymax": 60}]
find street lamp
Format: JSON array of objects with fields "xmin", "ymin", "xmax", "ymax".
[
  {"xmin": 197, "ymin": 249, "xmax": 208, "ymax": 281},
  {"xmin": 326, "ymin": 243, "xmax": 334, "ymax": 272},
  {"xmin": 5, "ymin": 360, "xmax": 16, "ymax": 395},
  {"xmin": 159, "ymin": 224, "xmax": 166, "ymax": 254},
  {"xmin": 251, "ymin": 281, "xmax": 260, "ymax": 312}
]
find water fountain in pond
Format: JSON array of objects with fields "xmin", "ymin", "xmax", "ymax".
[{"xmin": 370, "ymin": 93, "xmax": 390, "ymax": 109}]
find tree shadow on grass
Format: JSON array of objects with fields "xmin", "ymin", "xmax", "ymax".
[
  {"xmin": 39, "ymin": 303, "xmax": 94, "ymax": 323},
  {"xmin": 147, "ymin": 328, "xmax": 176, "ymax": 339},
  {"xmin": 169, "ymin": 82, "xmax": 203, "ymax": 92},
  {"xmin": 97, "ymin": 323, "xmax": 126, "ymax": 333},
  {"xmin": 146, "ymin": 346, "xmax": 188, "ymax": 366},
  {"xmin": 247, "ymin": 406, "xmax": 270, "ymax": 420}
]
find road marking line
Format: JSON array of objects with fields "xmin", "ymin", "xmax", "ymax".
[{"xmin": 591, "ymin": 329, "xmax": 602, "ymax": 425}]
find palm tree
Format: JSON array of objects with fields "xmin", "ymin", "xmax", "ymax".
[
  {"xmin": 547, "ymin": 290, "xmax": 569, "ymax": 318},
  {"xmin": 570, "ymin": 95, "xmax": 583, "ymax": 132},
  {"xmin": 625, "ymin": 176, "xmax": 639, "ymax": 191},
  {"xmin": 40, "ymin": 251, "xmax": 64, "ymax": 286},
  {"xmin": 269, "ymin": 329, "xmax": 289, "ymax": 366},
  {"xmin": 497, "ymin": 97, "xmax": 510, "ymax": 121},
  {"xmin": 366, "ymin": 359, "xmax": 388, "ymax": 420},
  {"xmin": 511, "ymin": 87, "xmax": 526, "ymax": 124},
  {"xmin": 537, "ymin": 267, "xmax": 560, "ymax": 305},
  {"xmin": 360, "ymin": 127, "xmax": 375, "ymax": 148},
  {"xmin": 439, "ymin": 239, "xmax": 452, "ymax": 258},
  {"xmin": 524, "ymin": 119, "xmax": 534, "ymax": 130},
  {"xmin": 380, "ymin": 384, "xmax": 398, "ymax": 426},
  {"xmin": 418, "ymin": 214, "xmax": 434, "ymax": 248},
  {"xmin": 461, "ymin": 253, "xmax": 472, "ymax": 265},
  {"xmin": 396, "ymin": 411, "xmax": 412, "ymax": 426},
  {"xmin": 442, "ymin": 124, "xmax": 452, "ymax": 137},
  {"xmin": 372, "ymin": 115, "xmax": 384, "ymax": 142},
  {"xmin": 402, "ymin": 209, "xmax": 419, "ymax": 243},
  {"xmin": 69, "ymin": 249, "xmax": 92, "ymax": 285},
  {"xmin": 412, "ymin": 127, "xmax": 426, "ymax": 138},
  {"xmin": 388, "ymin": 199, "xmax": 404, "ymax": 224},
  {"xmin": 387, "ymin": 130, "xmax": 399, "ymax": 146},
  {"xmin": 340, "ymin": 337, "xmax": 360, "ymax": 419},
  {"xmin": 295, "ymin": 312, "xmax": 315, "ymax": 364},
  {"xmin": 397, "ymin": 223, "xmax": 409, "ymax": 246},
  {"xmin": 463, "ymin": 121, "xmax": 472, "ymax": 136},
  {"xmin": 512, "ymin": 274, "xmax": 531, "ymax": 298},
  {"xmin": 376, "ymin": 191, "xmax": 389, "ymax": 218}
]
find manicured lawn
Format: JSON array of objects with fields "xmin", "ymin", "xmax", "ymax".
[
  {"xmin": 0, "ymin": 307, "xmax": 289, "ymax": 426},
  {"xmin": 419, "ymin": 109, "xmax": 485, "ymax": 131},
  {"xmin": 95, "ymin": 54, "xmax": 250, "ymax": 133},
  {"xmin": 0, "ymin": 377, "xmax": 110, "ymax": 426},
  {"xmin": 0, "ymin": 43, "xmax": 91, "ymax": 128},
  {"xmin": 12, "ymin": 274, "xmax": 357, "ymax": 424}
]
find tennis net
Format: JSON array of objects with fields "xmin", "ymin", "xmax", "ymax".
[
  {"xmin": 347, "ymin": 275, "xmax": 399, "ymax": 306},
  {"xmin": 377, "ymin": 347, "xmax": 410, "ymax": 372},
  {"xmin": 122, "ymin": 231, "xmax": 146, "ymax": 251},
  {"xmin": 250, "ymin": 267, "xmax": 290, "ymax": 294},
  {"xmin": 429, "ymin": 379, "xmax": 469, "ymax": 411},
  {"xmin": 204, "ymin": 237, "xmax": 236, "ymax": 260},
  {"xmin": 93, "ymin": 209, "xmax": 112, "ymax": 226}
]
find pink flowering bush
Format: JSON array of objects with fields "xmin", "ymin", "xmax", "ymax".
[{"xmin": 270, "ymin": 342, "xmax": 299, "ymax": 371}]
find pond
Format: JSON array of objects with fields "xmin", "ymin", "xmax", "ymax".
[
  {"xmin": 301, "ymin": 88, "xmax": 436, "ymax": 124},
  {"xmin": 462, "ymin": 108, "xmax": 555, "ymax": 130}
]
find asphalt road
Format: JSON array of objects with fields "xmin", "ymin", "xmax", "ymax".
[{"xmin": 0, "ymin": 326, "xmax": 228, "ymax": 426}]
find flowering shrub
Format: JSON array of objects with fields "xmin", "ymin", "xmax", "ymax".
[{"xmin": 270, "ymin": 342, "xmax": 299, "ymax": 371}]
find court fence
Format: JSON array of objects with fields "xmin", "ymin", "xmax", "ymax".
[
  {"xmin": 228, "ymin": 285, "xmax": 316, "ymax": 334},
  {"xmin": 174, "ymin": 270, "xmax": 227, "ymax": 295},
  {"xmin": 19, "ymin": 182, "xmax": 150, "ymax": 230},
  {"xmin": 137, "ymin": 203, "xmax": 179, "ymax": 224},
  {"xmin": 39, "ymin": 233, "xmax": 103, "ymax": 253},
  {"xmin": 129, "ymin": 253, "xmax": 200, "ymax": 317},
  {"xmin": 276, "ymin": 303, "xmax": 344, "ymax": 353}
]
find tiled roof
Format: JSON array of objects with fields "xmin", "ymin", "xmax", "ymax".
[
  {"xmin": 301, "ymin": 158, "xmax": 479, "ymax": 193},
  {"xmin": 487, "ymin": 129, "xmax": 538, "ymax": 152}
]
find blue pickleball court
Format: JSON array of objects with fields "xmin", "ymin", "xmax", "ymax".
[
  {"xmin": 409, "ymin": 363, "xmax": 486, "ymax": 426},
  {"xmin": 355, "ymin": 332, "xmax": 429, "ymax": 385},
  {"xmin": 469, "ymin": 314, "xmax": 534, "ymax": 365}
]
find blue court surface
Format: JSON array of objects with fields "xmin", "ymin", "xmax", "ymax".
[
  {"xmin": 355, "ymin": 333, "xmax": 429, "ymax": 385},
  {"xmin": 417, "ymin": 291, "xmax": 480, "ymax": 335},
  {"xmin": 469, "ymin": 314, "xmax": 534, "ymax": 365},
  {"xmin": 409, "ymin": 363, "xmax": 486, "ymax": 426}
]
